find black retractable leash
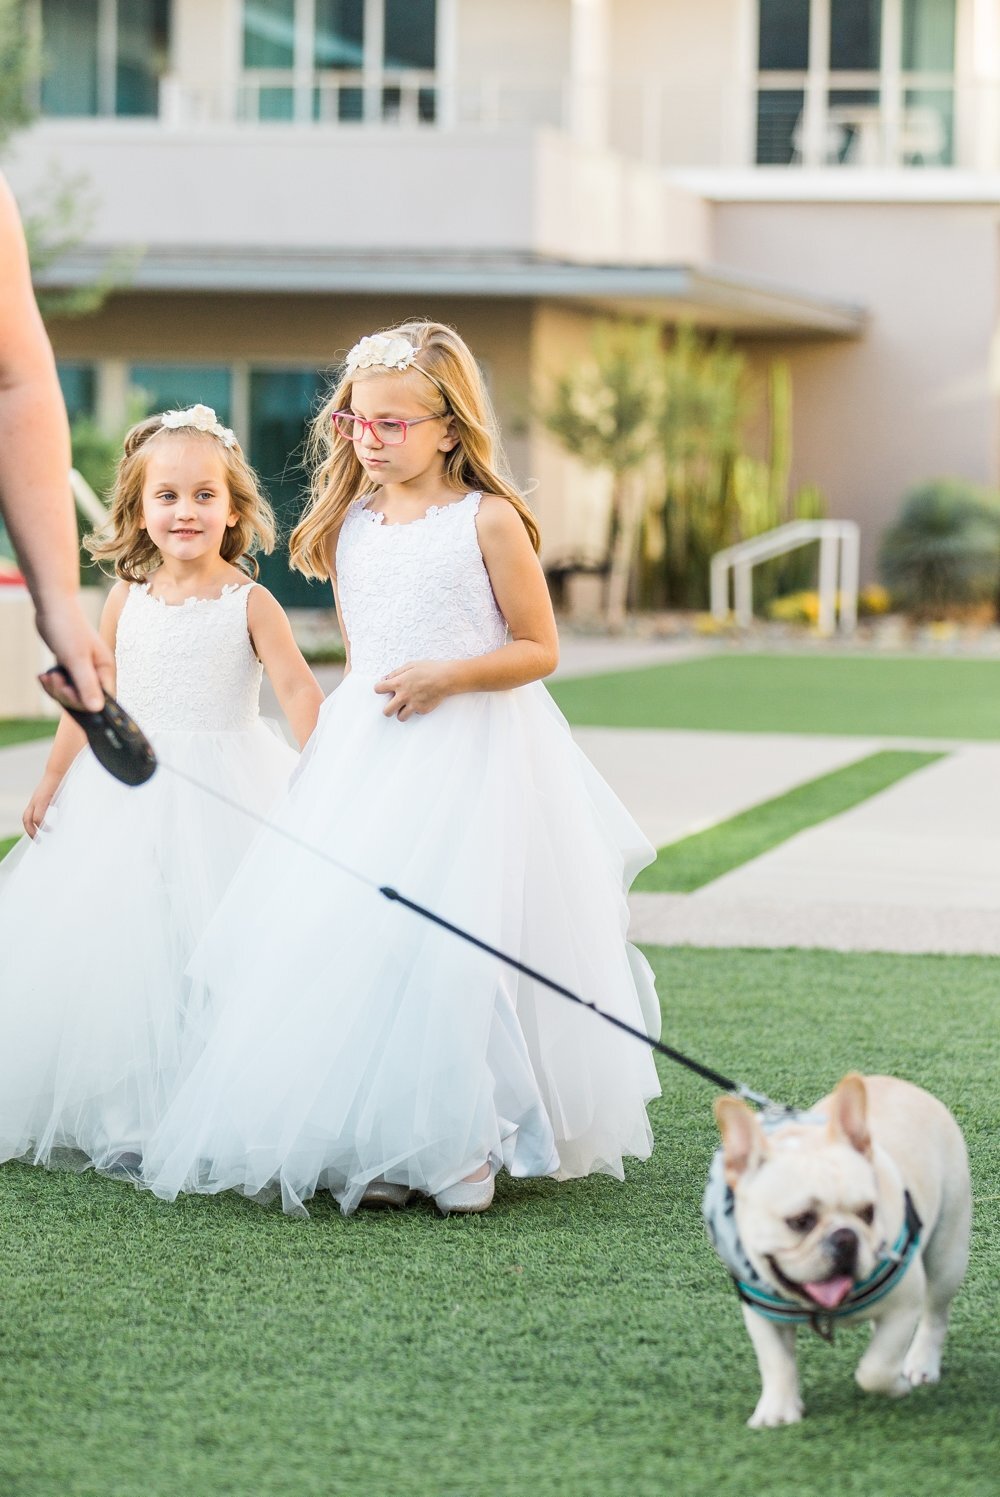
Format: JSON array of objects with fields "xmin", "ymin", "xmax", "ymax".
[{"xmin": 41, "ymin": 666, "xmax": 776, "ymax": 1110}]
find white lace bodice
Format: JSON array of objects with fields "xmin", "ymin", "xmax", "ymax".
[
  {"xmin": 115, "ymin": 581, "xmax": 263, "ymax": 732},
  {"xmin": 336, "ymin": 492, "xmax": 508, "ymax": 677}
]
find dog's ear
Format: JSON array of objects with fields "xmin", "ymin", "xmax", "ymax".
[
  {"xmin": 827, "ymin": 1073, "xmax": 872, "ymax": 1158},
  {"xmin": 715, "ymin": 1095, "xmax": 769, "ymax": 1187}
]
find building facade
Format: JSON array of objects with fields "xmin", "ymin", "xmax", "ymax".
[{"xmin": 7, "ymin": 0, "xmax": 999, "ymax": 598}]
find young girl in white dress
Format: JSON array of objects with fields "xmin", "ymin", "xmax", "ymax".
[
  {"xmin": 144, "ymin": 324, "xmax": 661, "ymax": 1217},
  {"xmin": 0, "ymin": 405, "xmax": 324, "ymax": 1178}
]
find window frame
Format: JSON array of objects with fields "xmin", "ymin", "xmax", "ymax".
[
  {"xmin": 238, "ymin": 0, "xmax": 442, "ymax": 124},
  {"xmin": 753, "ymin": 0, "xmax": 961, "ymax": 167},
  {"xmin": 34, "ymin": 0, "xmax": 171, "ymax": 119}
]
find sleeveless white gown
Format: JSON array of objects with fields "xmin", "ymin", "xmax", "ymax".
[
  {"xmin": 0, "ymin": 580, "xmax": 296, "ymax": 1175},
  {"xmin": 144, "ymin": 495, "xmax": 662, "ymax": 1215}
]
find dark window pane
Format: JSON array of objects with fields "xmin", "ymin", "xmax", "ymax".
[
  {"xmin": 418, "ymin": 85, "xmax": 436, "ymax": 122},
  {"xmin": 40, "ymin": 0, "xmax": 99, "ymax": 116},
  {"xmin": 244, "ymin": 0, "xmax": 295, "ymax": 68},
  {"xmin": 830, "ymin": 0, "xmax": 881, "ymax": 70},
  {"xmin": 758, "ymin": 0, "xmax": 809, "ymax": 70},
  {"xmin": 384, "ymin": 0, "xmax": 435, "ymax": 70},
  {"xmin": 756, "ymin": 89, "xmax": 804, "ymax": 163},
  {"xmin": 129, "ymin": 366, "xmax": 233, "ymax": 425},
  {"xmin": 314, "ymin": 84, "xmax": 364, "ymax": 120},
  {"xmin": 314, "ymin": 0, "xmax": 364, "ymax": 67},
  {"xmin": 827, "ymin": 87, "xmax": 881, "ymax": 162},
  {"xmin": 381, "ymin": 83, "xmax": 434, "ymax": 122},
  {"xmin": 58, "ymin": 363, "xmax": 97, "ymax": 423},
  {"xmin": 903, "ymin": 88, "xmax": 953, "ymax": 163},
  {"xmin": 116, "ymin": 0, "xmax": 170, "ymax": 117},
  {"xmin": 249, "ymin": 369, "xmax": 326, "ymax": 607},
  {"xmin": 902, "ymin": 0, "xmax": 955, "ymax": 71}
]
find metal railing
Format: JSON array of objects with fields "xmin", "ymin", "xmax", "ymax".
[
  {"xmin": 710, "ymin": 520, "xmax": 860, "ymax": 637},
  {"xmin": 62, "ymin": 70, "xmax": 1000, "ymax": 173},
  {"xmin": 70, "ymin": 469, "xmax": 108, "ymax": 528}
]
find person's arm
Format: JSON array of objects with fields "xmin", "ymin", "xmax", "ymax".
[
  {"xmin": 375, "ymin": 496, "xmax": 559, "ymax": 721},
  {"xmin": 0, "ymin": 172, "xmax": 113, "ymax": 711},
  {"xmin": 23, "ymin": 583, "xmax": 127, "ymax": 837},
  {"xmin": 247, "ymin": 586, "xmax": 325, "ymax": 749},
  {"xmin": 325, "ymin": 522, "xmax": 351, "ymax": 677}
]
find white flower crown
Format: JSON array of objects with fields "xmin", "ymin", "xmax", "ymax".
[
  {"xmin": 344, "ymin": 333, "xmax": 418, "ymax": 376},
  {"xmin": 160, "ymin": 404, "xmax": 237, "ymax": 448}
]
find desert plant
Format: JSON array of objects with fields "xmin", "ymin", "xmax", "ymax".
[
  {"xmin": 878, "ymin": 480, "xmax": 1000, "ymax": 618},
  {"xmin": 543, "ymin": 321, "xmax": 663, "ymax": 627}
]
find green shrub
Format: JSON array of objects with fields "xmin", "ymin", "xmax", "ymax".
[{"xmin": 879, "ymin": 479, "xmax": 1000, "ymax": 617}]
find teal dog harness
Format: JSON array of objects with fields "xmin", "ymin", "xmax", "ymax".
[{"xmin": 702, "ymin": 1111, "xmax": 923, "ymax": 1340}]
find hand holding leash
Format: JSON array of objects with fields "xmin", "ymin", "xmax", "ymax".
[{"xmin": 38, "ymin": 665, "xmax": 157, "ymax": 787}]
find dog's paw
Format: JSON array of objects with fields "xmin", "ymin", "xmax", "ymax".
[
  {"xmin": 902, "ymin": 1352, "xmax": 942, "ymax": 1387},
  {"xmin": 855, "ymin": 1365, "xmax": 911, "ymax": 1398},
  {"xmin": 747, "ymin": 1392, "xmax": 804, "ymax": 1429}
]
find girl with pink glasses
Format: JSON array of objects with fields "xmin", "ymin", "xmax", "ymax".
[{"xmin": 144, "ymin": 320, "xmax": 661, "ymax": 1218}]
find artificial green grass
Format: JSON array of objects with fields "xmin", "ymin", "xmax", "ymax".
[
  {"xmin": 0, "ymin": 717, "xmax": 56, "ymax": 748},
  {"xmin": 634, "ymin": 749, "xmax": 943, "ymax": 892},
  {"xmin": 0, "ymin": 834, "xmax": 17, "ymax": 862},
  {"xmin": 0, "ymin": 947, "xmax": 996, "ymax": 1497},
  {"xmin": 550, "ymin": 653, "xmax": 1000, "ymax": 738}
]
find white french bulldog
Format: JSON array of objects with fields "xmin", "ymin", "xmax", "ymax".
[{"xmin": 711, "ymin": 1073, "xmax": 970, "ymax": 1429}]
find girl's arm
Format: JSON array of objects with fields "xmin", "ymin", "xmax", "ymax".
[
  {"xmin": 325, "ymin": 522, "xmax": 351, "ymax": 677},
  {"xmin": 247, "ymin": 586, "xmax": 325, "ymax": 749},
  {"xmin": 376, "ymin": 496, "xmax": 559, "ymax": 720},
  {"xmin": 23, "ymin": 581, "xmax": 127, "ymax": 837}
]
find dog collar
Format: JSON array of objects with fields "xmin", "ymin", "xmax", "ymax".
[{"xmin": 702, "ymin": 1118, "xmax": 924, "ymax": 1341}]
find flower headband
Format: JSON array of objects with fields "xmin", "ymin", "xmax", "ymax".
[
  {"xmin": 160, "ymin": 404, "xmax": 237, "ymax": 448},
  {"xmin": 343, "ymin": 332, "xmax": 448, "ymax": 401},
  {"xmin": 344, "ymin": 334, "xmax": 418, "ymax": 376}
]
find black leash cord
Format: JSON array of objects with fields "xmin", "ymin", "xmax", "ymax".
[{"xmin": 160, "ymin": 758, "xmax": 775, "ymax": 1109}]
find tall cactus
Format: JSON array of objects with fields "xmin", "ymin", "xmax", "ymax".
[{"xmin": 542, "ymin": 321, "xmax": 826, "ymax": 615}]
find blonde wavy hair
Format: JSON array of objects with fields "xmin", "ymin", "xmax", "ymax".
[
  {"xmin": 86, "ymin": 415, "xmax": 277, "ymax": 583},
  {"xmin": 291, "ymin": 319, "xmax": 540, "ymax": 581}
]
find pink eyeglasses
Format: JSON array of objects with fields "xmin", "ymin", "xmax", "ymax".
[{"xmin": 331, "ymin": 411, "xmax": 446, "ymax": 446}]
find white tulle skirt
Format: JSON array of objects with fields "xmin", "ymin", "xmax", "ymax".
[
  {"xmin": 0, "ymin": 722, "xmax": 295, "ymax": 1176},
  {"xmin": 143, "ymin": 676, "xmax": 661, "ymax": 1215}
]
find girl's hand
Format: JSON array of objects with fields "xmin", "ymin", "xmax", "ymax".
[
  {"xmin": 375, "ymin": 661, "xmax": 455, "ymax": 721},
  {"xmin": 22, "ymin": 776, "xmax": 59, "ymax": 839}
]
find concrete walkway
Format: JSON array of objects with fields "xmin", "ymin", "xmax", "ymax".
[
  {"xmin": 629, "ymin": 745, "xmax": 1000, "ymax": 955},
  {"xmin": 4, "ymin": 656, "xmax": 999, "ymax": 956}
]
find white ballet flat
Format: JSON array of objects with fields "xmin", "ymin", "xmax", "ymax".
[{"xmin": 433, "ymin": 1167, "xmax": 495, "ymax": 1216}]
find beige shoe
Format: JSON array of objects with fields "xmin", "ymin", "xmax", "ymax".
[
  {"xmin": 359, "ymin": 1179, "xmax": 415, "ymax": 1209},
  {"xmin": 434, "ymin": 1167, "xmax": 495, "ymax": 1216}
]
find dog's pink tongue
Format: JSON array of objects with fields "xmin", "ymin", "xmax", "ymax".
[{"xmin": 804, "ymin": 1275, "xmax": 853, "ymax": 1310}]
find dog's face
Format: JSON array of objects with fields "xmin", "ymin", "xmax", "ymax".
[{"xmin": 715, "ymin": 1075, "xmax": 885, "ymax": 1311}]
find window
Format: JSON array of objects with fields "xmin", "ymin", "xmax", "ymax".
[
  {"xmin": 57, "ymin": 364, "xmax": 97, "ymax": 424},
  {"xmin": 40, "ymin": 0, "xmax": 169, "ymax": 118},
  {"xmin": 249, "ymin": 369, "xmax": 326, "ymax": 607},
  {"xmin": 241, "ymin": 0, "xmax": 437, "ymax": 124},
  {"xmin": 129, "ymin": 366, "xmax": 233, "ymax": 425},
  {"xmin": 755, "ymin": 0, "xmax": 957, "ymax": 167}
]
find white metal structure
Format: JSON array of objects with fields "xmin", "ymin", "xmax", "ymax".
[
  {"xmin": 710, "ymin": 519, "xmax": 860, "ymax": 636},
  {"xmin": 70, "ymin": 468, "xmax": 108, "ymax": 528}
]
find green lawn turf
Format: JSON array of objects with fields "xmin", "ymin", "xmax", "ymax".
[
  {"xmin": 550, "ymin": 653, "xmax": 1000, "ymax": 738},
  {"xmin": 0, "ymin": 947, "xmax": 996, "ymax": 1497},
  {"xmin": 635, "ymin": 749, "xmax": 943, "ymax": 892},
  {"xmin": 0, "ymin": 718, "xmax": 56, "ymax": 749}
]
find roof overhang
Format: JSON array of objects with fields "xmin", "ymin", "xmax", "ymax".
[{"xmin": 37, "ymin": 250, "xmax": 867, "ymax": 338}]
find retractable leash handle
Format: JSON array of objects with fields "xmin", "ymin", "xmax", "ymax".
[{"xmin": 38, "ymin": 665, "xmax": 158, "ymax": 787}]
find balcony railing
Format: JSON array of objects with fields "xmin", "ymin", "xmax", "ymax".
[{"xmin": 54, "ymin": 72, "xmax": 1000, "ymax": 174}]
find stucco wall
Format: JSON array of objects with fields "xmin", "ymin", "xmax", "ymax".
[{"xmin": 713, "ymin": 198, "xmax": 1000, "ymax": 579}]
